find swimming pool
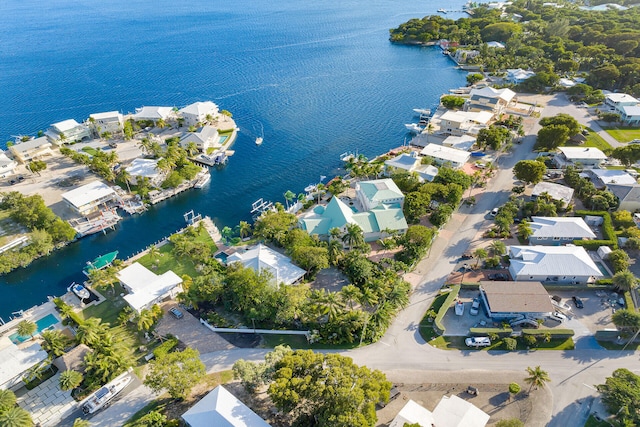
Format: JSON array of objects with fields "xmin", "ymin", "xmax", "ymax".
[
  {"xmin": 219, "ymin": 135, "xmax": 228, "ymax": 143},
  {"xmin": 595, "ymin": 261, "xmax": 611, "ymax": 278},
  {"xmin": 9, "ymin": 313, "xmax": 59, "ymax": 344}
]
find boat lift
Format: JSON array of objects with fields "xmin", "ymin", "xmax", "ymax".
[
  {"xmin": 250, "ymin": 198, "xmax": 273, "ymax": 218},
  {"xmin": 184, "ymin": 210, "xmax": 203, "ymax": 225}
]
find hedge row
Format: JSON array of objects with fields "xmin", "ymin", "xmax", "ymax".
[
  {"xmin": 573, "ymin": 210, "xmax": 617, "ymax": 249},
  {"xmin": 433, "ymin": 285, "xmax": 460, "ymax": 335},
  {"xmin": 469, "ymin": 327, "xmax": 512, "ymax": 338},
  {"xmin": 522, "ymin": 328, "xmax": 574, "ymax": 338}
]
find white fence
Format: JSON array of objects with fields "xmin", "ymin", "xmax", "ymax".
[{"xmin": 199, "ymin": 318, "xmax": 310, "ymax": 339}]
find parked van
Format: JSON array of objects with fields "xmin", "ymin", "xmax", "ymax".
[
  {"xmin": 549, "ymin": 311, "xmax": 567, "ymax": 322},
  {"xmin": 465, "ymin": 337, "xmax": 491, "ymax": 348}
]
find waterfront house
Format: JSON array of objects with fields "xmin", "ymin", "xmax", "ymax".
[
  {"xmin": 506, "ymin": 68, "xmax": 535, "ymax": 84},
  {"xmin": 227, "ymin": 244, "xmax": 306, "ymax": 285},
  {"xmin": 508, "ymin": 245, "xmax": 603, "ymax": 283},
  {"xmin": 356, "ymin": 178, "xmax": 405, "ymax": 210},
  {"xmin": 182, "ymin": 385, "xmax": 271, "ymax": 427},
  {"xmin": 452, "ymin": 49, "xmax": 479, "ymax": 64},
  {"xmin": 179, "ymin": 101, "xmax": 220, "ymax": 127},
  {"xmin": 436, "ymin": 110, "xmax": 492, "ymax": 136},
  {"xmin": 117, "ymin": 262, "xmax": 183, "ymax": 313},
  {"xmin": 45, "ymin": 119, "xmax": 91, "ymax": 144},
  {"xmin": 299, "ymin": 196, "xmax": 407, "ymax": 242},
  {"xmin": 384, "ymin": 153, "xmax": 439, "ymax": 182},
  {"xmin": 620, "ymin": 105, "xmax": 640, "ymax": 126},
  {"xmin": 604, "ymin": 93, "xmax": 639, "ymax": 113},
  {"xmin": 125, "ymin": 158, "xmax": 165, "ymax": 187},
  {"xmin": 132, "ymin": 106, "xmax": 173, "ymax": 123},
  {"xmin": 420, "ymin": 143, "xmax": 470, "ymax": 169},
  {"xmin": 89, "ymin": 111, "xmax": 124, "ymax": 135},
  {"xmin": 479, "ymin": 281, "xmax": 554, "ymax": 320},
  {"xmin": 554, "ymin": 147, "xmax": 608, "ymax": 169},
  {"xmin": 531, "ymin": 182, "xmax": 574, "ymax": 207},
  {"xmin": 9, "ymin": 137, "xmax": 54, "ymax": 165},
  {"xmin": 486, "ymin": 41, "xmax": 505, "ymax": 49},
  {"xmin": 179, "ymin": 125, "xmax": 221, "ymax": 152},
  {"xmin": 528, "ymin": 216, "xmax": 596, "ymax": 245},
  {"xmin": 465, "ymin": 87, "xmax": 516, "ymax": 116},
  {"xmin": 0, "ymin": 335, "xmax": 48, "ymax": 390},
  {"xmin": 61, "ymin": 180, "xmax": 118, "ymax": 216},
  {"xmin": 441, "ymin": 134, "xmax": 476, "ymax": 151},
  {"xmin": 588, "ymin": 169, "xmax": 637, "ymax": 189},
  {"xmin": 390, "ymin": 395, "xmax": 489, "ymax": 427},
  {"xmin": 0, "ymin": 150, "xmax": 18, "ymax": 178},
  {"xmin": 607, "ymin": 183, "xmax": 640, "ymax": 211}
]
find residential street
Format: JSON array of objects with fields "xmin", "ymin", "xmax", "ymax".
[{"xmin": 87, "ymin": 94, "xmax": 636, "ymax": 427}]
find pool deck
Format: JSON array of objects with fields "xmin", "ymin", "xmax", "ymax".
[{"xmin": 0, "ymin": 300, "xmax": 62, "ymax": 344}]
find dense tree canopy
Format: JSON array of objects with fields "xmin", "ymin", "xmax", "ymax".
[
  {"xmin": 513, "ymin": 160, "xmax": 546, "ymax": 184},
  {"xmin": 144, "ymin": 347, "xmax": 206, "ymax": 400},
  {"xmin": 597, "ymin": 369, "xmax": 640, "ymax": 426}
]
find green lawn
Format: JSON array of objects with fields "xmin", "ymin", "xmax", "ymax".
[
  {"xmin": 581, "ymin": 131, "xmax": 613, "ymax": 153},
  {"xmin": 81, "ymin": 146, "xmax": 99, "ymax": 156},
  {"xmin": 605, "ymin": 127, "xmax": 640, "ymax": 143},
  {"xmin": 81, "ymin": 282, "xmax": 128, "ymax": 326},
  {"xmin": 584, "ymin": 415, "xmax": 610, "ymax": 427}
]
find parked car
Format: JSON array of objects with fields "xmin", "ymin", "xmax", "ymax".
[
  {"xmin": 550, "ymin": 295, "xmax": 572, "ymax": 311},
  {"xmin": 630, "ymin": 139, "xmax": 640, "ymax": 144},
  {"xmin": 465, "ymin": 337, "xmax": 491, "ymax": 348},
  {"xmin": 488, "ymin": 273, "xmax": 508, "ymax": 281},
  {"xmin": 466, "ymin": 386, "xmax": 479, "ymax": 395},
  {"xmin": 490, "ymin": 207, "xmax": 499, "ymax": 217},
  {"xmin": 572, "ymin": 296, "xmax": 584, "ymax": 309},
  {"xmin": 549, "ymin": 311, "xmax": 567, "ymax": 322},
  {"xmin": 169, "ymin": 307, "xmax": 184, "ymax": 319},
  {"xmin": 470, "ymin": 298, "xmax": 481, "ymax": 316}
]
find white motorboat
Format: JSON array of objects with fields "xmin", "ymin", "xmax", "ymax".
[
  {"xmin": 404, "ymin": 123, "xmax": 423, "ymax": 134},
  {"xmin": 81, "ymin": 374, "xmax": 132, "ymax": 414},
  {"xmin": 194, "ymin": 173, "xmax": 211, "ymax": 189},
  {"xmin": 255, "ymin": 137, "xmax": 263, "ymax": 145},
  {"xmin": 255, "ymin": 121, "xmax": 264, "ymax": 145},
  {"xmin": 413, "ymin": 108, "xmax": 431, "ymax": 116},
  {"xmin": 70, "ymin": 283, "xmax": 90, "ymax": 300}
]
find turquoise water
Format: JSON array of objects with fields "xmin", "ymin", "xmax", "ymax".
[
  {"xmin": 8, "ymin": 313, "xmax": 59, "ymax": 344},
  {"xmin": 0, "ymin": 0, "xmax": 468, "ymax": 319},
  {"xmin": 219, "ymin": 135, "xmax": 229, "ymax": 143},
  {"xmin": 595, "ymin": 261, "xmax": 611, "ymax": 278}
]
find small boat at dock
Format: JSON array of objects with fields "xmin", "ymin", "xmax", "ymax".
[
  {"xmin": 438, "ymin": 8, "xmax": 447, "ymax": 13},
  {"xmin": 194, "ymin": 173, "xmax": 211, "ymax": 189},
  {"xmin": 83, "ymin": 251, "xmax": 119, "ymax": 277},
  {"xmin": 404, "ymin": 123, "xmax": 423, "ymax": 134},
  {"xmin": 70, "ymin": 283, "xmax": 90, "ymax": 300},
  {"xmin": 413, "ymin": 108, "xmax": 431, "ymax": 116}
]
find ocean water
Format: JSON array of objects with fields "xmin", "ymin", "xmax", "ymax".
[{"xmin": 0, "ymin": 0, "xmax": 468, "ymax": 319}]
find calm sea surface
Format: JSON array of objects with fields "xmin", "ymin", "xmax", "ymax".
[{"xmin": 0, "ymin": 0, "xmax": 468, "ymax": 319}]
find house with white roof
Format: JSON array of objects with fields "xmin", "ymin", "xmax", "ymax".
[
  {"xmin": 558, "ymin": 78, "xmax": 576, "ymax": 88},
  {"xmin": 179, "ymin": 101, "xmax": 219, "ymax": 127},
  {"xmin": 227, "ymin": 244, "xmax": 306, "ymax": 285},
  {"xmin": 420, "ymin": 143, "xmax": 470, "ymax": 169},
  {"xmin": 132, "ymin": 106, "xmax": 173, "ymax": 123},
  {"xmin": 0, "ymin": 150, "xmax": 18, "ymax": 178},
  {"xmin": 8, "ymin": 137, "xmax": 54, "ymax": 164},
  {"xmin": 508, "ymin": 245, "xmax": 603, "ymax": 284},
  {"xmin": 588, "ymin": 169, "xmax": 637, "ymax": 188},
  {"xmin": 531, "ymin": 181, "xmax": 574, "ymax": 206},
  {"xmin": 61, "ymin": 180, "xmax": 118, "ymax": 216},
  {"xmin": 182, "ymin": 385, "xmax": 270, "ymax": 427},
  {"xmin": 45, "ymin": 119, "xmax": 91, "ymax": 144},
  {"xmin": 117, "ymin": 262, "xmax": 183, "ymax": 313},
  {"xmin": 479, "ymin": 281, "xmax": 554, "ymax": 320},
  {"xmin": 607, "ymin": 184, "xmax": 640, "ymax": 212},
  {"xmin": 620, "ymin": 105, "xmax": 640, "ymax": 126},
  {"xmin": 506, "ymin": 68, "xmax": 536, "ymax": 84},
  {"xmin": 179, "ymin": 125, "xmax": 221, "ymax": 152},
  {"xmin": 299, "ymin": 196, "xmax": 408, "ymax": 242},
  {"xmin": 466, "ymin": 86, "xmax": 516, "ymax": 115},
  {"xmin": 356, "ymin": 178, "xmax": 405, "ymax": 211},
  {"xmin": 437, "ymin": 110, "xmax": 493, "ymax": 136},
  {"xmin": 554, "ymin": 147, "xmax": 608, "ymax": 169},
  {"xmin": 89, "ymin": 111, "xmax": 124, "ymax": 135},
  {"xmin": 486, "ymin": 41, "xmax": 505, "ymax": 49},
  {"xmin": 125, "ymin": 158, "xmax": 165, "ymax": 187},
  {"xmin": 452, "ymin": 49, "xmax": 480, "ymax": 64},
  {"xmin": 442, "ymin": 134, "xmax": 476, "ymax": 151},
  {"xmin": 605, "ymin": 93, "xmax": 639, "ymax": 113},
  {"xmin": 383, "ymin": 153, "xmax": 439, "ymax": 182},
  {"xmin": 390, "ymin": 395, "xmax": 489, "ymax": 427},
  {"xmin": 528, "ymin": 216, "xmax": 596, "ymax": 245},
  {"xmin": 0, "ymin": 336, "xmax": 48, "ymax": 390}
]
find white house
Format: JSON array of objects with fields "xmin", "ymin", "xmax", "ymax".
[
  {"xmin": 0, "ymin": 336, "xmax": 48, "ymax": 390},
  {"xmin": 621, "ymin": 105, "xmax": 640, "ymax": 126},
  {"xmin": 506, "ymin": 68, "xmax": 535, "ymax": 84},
  {"xmin": 117, "ymin": 262, "xmax": 183, "ymax": 313},
  {"xmin": 45, "ymin": 119, "xmax": 91, "ymax": 144},
  {"xmin": 179, "ymin": 126, "xmax": 220, "ymax": 152},
  {"xmin": 61, "ymin": 180, "xmax": 118, "ymax": 216},
  {"xmin": 554, "ymin": 147, "xmax": 608, "ymax": 169},
  {"xmin": 390, "ymin": 395, "xmax": 489, "ymax": 427},
  {"xmin": 226, "ymin": 244, "xmax": 306, "ymax": 285},
  {"xmin": 132, "ymin": 106, "xmax": 173, "ymax": 123},
  {"xmin": 605, "ymin": 93, "xmax": 639, "ymax": 113},
  {"xmin": 528, "ymin": 216, "xmax": 596, "ymax": 245},
  {"xmin": 179, "ymin": 101, "xmax": 219, "ymax": 127},
  {"xmin": 441, "ymin": 134, "xmax": 476, "ymax": 151},
  {"xmin": 508, "ymin": 245, "xmax": 603, "ymax": 284},
  {"xmin": 531, "ymin": 181, "xmax": 574, "ymax": 206},
  {"xmin": 8, "ymin": 137, "xmax": 54, "ymax": 164},
  {"xmin": 607, "ymin": 184, "xmax": 640, "ymax": 212},
  {"xmin": 383, "ymin": 153, "xmax": 439, "ymax": 182},
  {"xmin": 452, "ymin": 49, "xmax": 479, "ymax": 64},
  {"xmin": 589, "ymin": 169, "xmax": 637, "ymax": 188},
  {"xmin": 420, "ymin": 143, "xmax": 470, "ymax": 169},
  {"xmin": 182, "ymin": 385, "xmax": 270, "ymax": 427},
  {"xmin": 558, "ymin": 78, "xmax": 576, "ymax": 88},
  {"xmin": 437, "ymin": 110, "xmax": 493, "ymax": 136},
  {"xmin": 125, "ymin": 158, "xmax": 165, "ymax": 187},
  {"xmin": 356, "ymin": 178, "xmax": 405, "ymax": 211},
  {"xmin": 0, "ymin": 150, "xmax": 18, "ymax": 178},
  {"xmin": 466, "ymin": 86, "xmax": 516, "ymax": 115},
  {"xmin": 486, "ymin": 41, "xmax": 505, "ymax": 49},
  {"xmin": 89, "ymin": 111, "xmax": 124, "ymax": 135}
]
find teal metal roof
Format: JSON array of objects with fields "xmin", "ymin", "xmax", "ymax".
[{"xmin": 359, "ymin": 179, "xmax": 404, "ymax": 203}]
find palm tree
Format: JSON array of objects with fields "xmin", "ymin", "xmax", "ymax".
[
  {"xmin": 40, "ymin": 330, "xmax": 70, "ymax": 357},
  {"xmin": 72, "ymin": 418, "xmax": 91, "ymax": 427},
  {"xmin": 342, "ymin": 223, "xmax": 365, "ymax": 250},
  {"xmin": 58, "ymin": 303, "xmax": 75, "ymax": 321},
  {"xmin": 238, "ymin": 221, "xmax": 252, "ymax": 239},
  {"xmin": 524, "ymin": 366, "xmax": 551, "ymax": 393},
  {"xmin": 613, "ymin": 270, "xmax": 637, "ymax": 292},
  {"xmin": 473, "ymin": 248, "xmax": 487, "ymax": 269},
  {"xmin": 283, "ymin": 190, "xmax": 296, "ymax": 211},
  {"xmin": 137, "ymin": 308, "xmax": 156, "ymax": 332},
  {"xmin": 488, "ymin": 240, "xmax": 506, "ymax": 257},
  {"xmin": 329, "ymin": 227, "xmax": 342, "ymax": 241},
  {"xmin": 340, "ymin": 284, "xmax": 362, "ymax": 310},
  {"xmin": 0, "ymin": 389, "xmax": 17, "ymax": 413},
  {"xmin": 185, "ymin": 142, "xmax": 199, "ymax": 157},
  {"xmin": 59, "ymin": 370, "xmax": 83, "ymax": 391},
  {"xmin": 156, "ymin": 118, "xmax": 167, "ymax": 129},
  {"xmin": 322, "ymin": 291, "xmax": 346, "ymax": 321},
  {"xmin": 0, "ymin": 407, "xmax": 33, "ymax": 427},
  {"xmin": 148, "ymin": 245, "xmax": 161, "ymax": 261},
  {"xmin": 118, "ymin": 168, "xmax": 132, "ymax": 193},
  {"xmin": 517, "ymin": 220, "xmax": 533, "ymax": 241},
  {"xmin": 76, "ymin": 318, "xmax": 109, "ymax": 347},
  {"xmin": 17, "ymin": 320, "xmax": 37, "ymax": 340},
  {"xmin": 327, "ymin": 239, "xmax": 343, "ymax": 266}
]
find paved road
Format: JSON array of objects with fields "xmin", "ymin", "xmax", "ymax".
[{"xmin": 90, "ymin": 94, "xmax": 636, "ymax": 427}]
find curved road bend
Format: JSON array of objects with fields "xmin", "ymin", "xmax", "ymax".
[{"xmin": 80, "ymin": 95, "xmax": 636, "ymax": 427}]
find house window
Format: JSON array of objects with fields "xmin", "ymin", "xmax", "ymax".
[
  {"xmin": 537, "ymin": 237, "xmax": 544, "ymax": 240},
  {"xmin": 553, "ymin": 237, "xmax": 560, "ymax": 241}
]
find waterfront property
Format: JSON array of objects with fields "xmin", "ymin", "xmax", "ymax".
[
  {"xmin": 604, "ymin": 93, "xmax": 639, "ymax": 112},
  {"xmin": 0, "ymin": 335, "xmax": 48, "ymax": 390},
  {"xmin": 528, "ymin": 216, "xmax": 596, "ymax": 245},
  {"xmin": 89, "ymin": 111, "xmax": 124, "ymax": 135},
  {"xmin": 384, "ymin": 153, "xmax": 439, "ymax": 182},
  {"xmin": 435, "ymin": 110, "xmax": 492, "ymax": 136},
  {"xmin": 45, "ymin": 119, "xmax": 91, "ymax": 144},
  {"xmin": 390, "ymin": 395, "xmax": 489, "ymax": 427},
  {"xmin": 554, "ymin": 147, "xmax": 607, "ymax": 169},
  {"xmin": 508, "ymin": 245, "xmax": 603, "ymax": 284},
  {"xmin": 61, "ymin": 180, "xmax": 118, "ymax": 216},
  {"xmin": 465, "ymin": 86, "xmax": 516, "ymax": 117},
  {"xmin": 52, "ymin": 344, "xmax": 92, "ymax": 374},
  {"xmin": 132, "ymin": 106, "xmax": 173, "ymax": 123},
  {"xmin": 179, "ymin": 101, "xmax": 220, "ymax": 127},
  {"xmin": 420, "ymin": 143, "xmax": 470, "ymax": 169},
  {"xmin": 356, "ymin": 178, "xmax": 405, "ymax": 210},
  {"xmin": 506, "ymin": 68, "xmax": 535, "ymax": 84},
  {"xmin": 181, "ymin": 385, "xmax": 271, "ymax": 427},
  {"xmin": 0, "ymin": 150, "xmax": 18, "ymax": 178},
  {"xmin": 441, "ymin": 134, "xmax": 476, "ymax": 151},
  {"xmin": 179, "ymin": 125, "xmax": 221, "ymax": 153},
  {"xmin": 8, "ymin": 137, "xmax": 54, "ymax": 164},
  {"xmin": 479, "ymin": 281, "xmax": 554, "ymax": 320},
  {"xmin": 125, "ymin": 158, "xmax": 165, "ymax": 187},
  {"xmin": 226, "ymin": 243, "xmax": 306, "ymax": 285},
  {"xmin": 117, "ymin": 262, "xmax": 183, "ymax": 313}
]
